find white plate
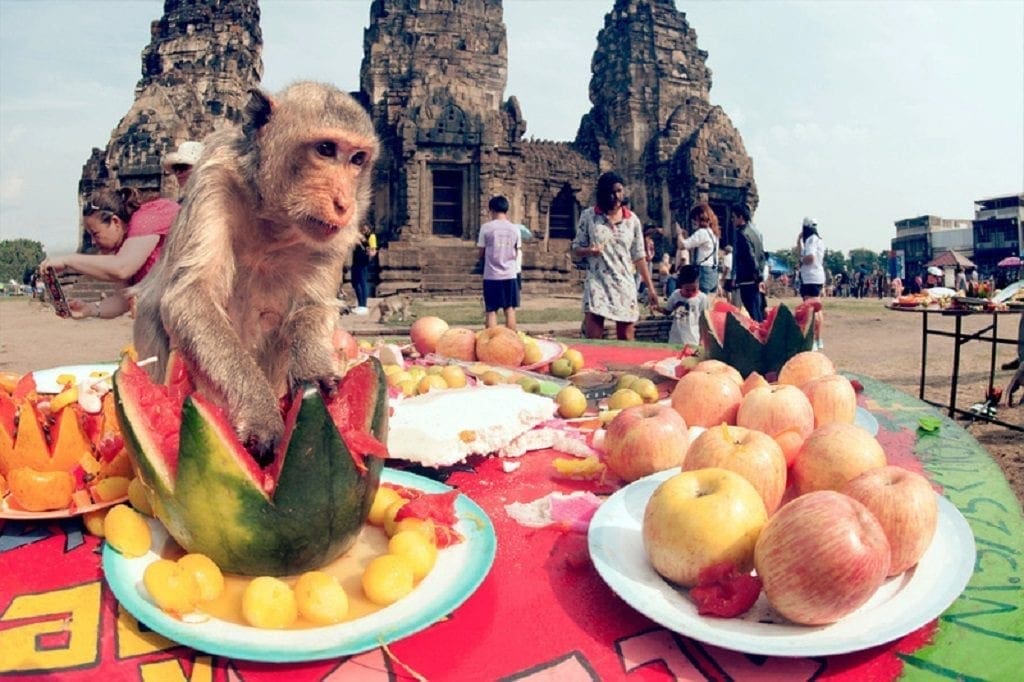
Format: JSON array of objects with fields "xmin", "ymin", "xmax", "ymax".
[
  {"xmin": 31, "ymin": 362, "xmax": 117, "ymax": 394},
  {"xmin": 0, "ymin": 495, "xmax": 127, "ymax": 520},
  {"xmin": 102, "ymin": 468, "xmax": 496, "ymax": 663},
  {"xmin": 588, "ymin": 469, "xmax": 975, "ymax": 658}
]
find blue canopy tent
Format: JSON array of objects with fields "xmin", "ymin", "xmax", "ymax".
[{"xmin": 766, "ymin": 254, "xmax": 789, "ymax": 275}]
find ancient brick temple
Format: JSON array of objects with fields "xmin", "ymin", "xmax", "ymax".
[{"xmin": 80, "ymin": 0, "xmax": 755, "ymax": 295}]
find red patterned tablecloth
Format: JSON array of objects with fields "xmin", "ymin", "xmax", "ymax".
[{"xmin": 2, "ymin": 341, "xmax": 1022, "ymax": 680}]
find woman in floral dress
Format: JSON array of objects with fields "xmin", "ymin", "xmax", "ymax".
[{"xmin": 572, "ymin": 172, "xmax": 659, "ymax": 340}]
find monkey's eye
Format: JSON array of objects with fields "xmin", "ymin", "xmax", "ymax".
[
  {"xmin": 315, "ymin": 141, "xmax": 338, "ymax": 158},
  {"xmin": 350, "ymin": 150, "xmax": 369, "ymax": 167}
]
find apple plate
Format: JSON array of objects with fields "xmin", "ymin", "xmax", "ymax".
[
  {"xmin": 102, "ymin": 468, "xmax": 496, "ymax": 663},
  {"xmin": 0, "ymin": 494, "xmax": 128, "ymax": 521},
  {"xmin": 588, "ymin": 469, "xmax": 975, "ymax": 658}
]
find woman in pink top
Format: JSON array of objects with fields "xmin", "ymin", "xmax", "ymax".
[{"xmin": 40, "ymin": 187, "xmax": 179, "ymax": 319}]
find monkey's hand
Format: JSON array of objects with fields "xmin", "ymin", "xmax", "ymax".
[{"xmin": 234, "ymin": 391, "xmax": 286, "ymax": 468}]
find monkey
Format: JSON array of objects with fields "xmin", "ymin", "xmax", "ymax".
[
  {"xmin": 377, "ymin": 294, "xmax": 413, "ymax": 323},
  {"xmin": 132, "ymin": 81, "xmax": 379, "ymax": 464}
]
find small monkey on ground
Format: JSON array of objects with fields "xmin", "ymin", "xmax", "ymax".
[{"xmin": 133, "ymin": 81, "xmax": 378, "ymax": 463}]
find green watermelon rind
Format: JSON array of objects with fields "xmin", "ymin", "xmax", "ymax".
[
  {"xmin": 114, "ymin": 357, "xmax": 387, "ymax": 576},
  {"xmin": 699, "ymin": 303, "xmax": 816, "ymax": 377}
]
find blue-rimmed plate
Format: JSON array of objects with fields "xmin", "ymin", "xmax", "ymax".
[
  {"xmin": 102, "ymin": 469, "xmax": 496, "ymax": 662},
  {"xmin": 588, "ymin": 469, "xmax": 975, "ymax": 657}
]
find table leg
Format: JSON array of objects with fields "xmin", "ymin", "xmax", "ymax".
[
  {"xmin": 919, "ymin": 312, "xmax": 929, "ymax": 400},
  {"xmin": 987, "ymin": 313, "xmax": 998, "ymax": 396},
  {"xmin": 949, "ymin": 315, "xmax": 962, "ymax": 418}
]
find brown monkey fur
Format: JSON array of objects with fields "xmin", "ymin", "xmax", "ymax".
[{"xmin": 133, "ymin": 81, "xmax": 378, "ymax": 462}]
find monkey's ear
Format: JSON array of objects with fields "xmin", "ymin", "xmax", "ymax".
[{"xmin": 243, "ymin": 88, "xmax": 275, "ymax": 135}]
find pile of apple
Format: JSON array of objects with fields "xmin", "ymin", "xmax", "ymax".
[
  {"xmin": 603, "ymin": 352, "xmax": 939, "ymax": 626},
  {"xmin": 408, "ymin": 316, "xmax": 550, "ymax": 368}
]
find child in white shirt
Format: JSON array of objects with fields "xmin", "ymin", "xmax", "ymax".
[{"xmin": 659, "ymin": 264, "xmax": 710, "ymax": 346}]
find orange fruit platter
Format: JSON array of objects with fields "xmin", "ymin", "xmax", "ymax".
[{"xmin": 0, "ymin": 363, "xmax": 132, "ymax": 519}]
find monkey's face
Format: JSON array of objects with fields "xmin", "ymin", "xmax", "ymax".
[{"xmin": 292, "ymin": 135, "xmax": 375, "ymax": 242}]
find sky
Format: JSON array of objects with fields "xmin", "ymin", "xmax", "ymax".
[{"xmin": 1, "ymin": 0, "xmax": 1021, "ymax": 259}]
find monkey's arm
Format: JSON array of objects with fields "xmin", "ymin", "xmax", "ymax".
[{"xmin": 286, "ymin": 303, "xmax": 343, "ymax": 391}]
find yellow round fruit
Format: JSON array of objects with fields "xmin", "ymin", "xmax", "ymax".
[
  {"xmin": 242, "ymin": 576, "xmax": 298, "ymax": 629},
  {"xmin": 390, "ymin": 517, "xmax": 436, "ymax": 541},
  {"xmin": 397, "ymin": 379, "xmax": 419, "ymax": 397},
  {"xmin": 440, "ymin": 364, "xmax": 468, "ymax": 388},
  {"xmin": 294, "ymin": 571, "xmax": 349, "ymax": 624},
  {"xmin": 615, "ymin": 373, "xmax": 640, "ymax": 391},
  {"xmin": 550, "ymin": 358, "xmax": 574, "ymax": 378},
  {"xmin": 362, "ymin": 554, "xmax": 416, "ymax": 606},
  {"xmin": 522, "ymin": 341, "xmax": 544, "ymax": 365},
  {"xmin": 369, "ymin": 486, "xmax": 404, "ymax": 526},
  {"xmin": 406, "ymin": 366, "xmax": 427, "ymax": 382},
  {"xmin": 104, "ymin": 504, "xmax": 152, "ymax": 558},
  {"xmin": 82, "ymin": 509, "xmax": 106, "ymax": 537},
  {"xmin": 562, "ymin": 348, "xmax": 585, "ymax": 372},
  {"xmin": 382, "ymin": 363, "xmax": 403, "ymax": 376},
  {"xmin": 425, "ymin": 365, "xmax": 445, "ymax": 376},
  {"xmin": 632, "ymin": 378, "xmax": 659, "ymax": 403},
  {"xmin": 417, "ymin": 374, "xmax": 448, "ymax": 394},
  {"xmin": 554, "ymin": 385, "xmax": 588, "ymax": 419},
  {"xmin": 388, "ymin": 529, "xmax": 438, "ymax": 581},
  {"xmin": 607, "ymin": 388, "xmax": 644, "ymax": 410},
  {"xmin": 386, "ymin": 370, "xmax": 411, "ymax": 388},
  {"xmin": 126, "ymin": 477, "xmax": 153, "ymax": 516},
  {"xmin": 177, "ymin": 553, "xmax": 225, "ymax": 602},
  {"xmin": 480, "ymin": 370, "xmax": 506, "ymax": 385},
  {"xmin": 143, "ymin": 559, "xmax": 201, "ymax": 616},
  {"xmin": 383, "ymin": 499, "xmax": 409, "ymax": 536}
]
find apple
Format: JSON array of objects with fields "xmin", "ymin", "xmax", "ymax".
[
  {"xmin": 740, "ymin": 371, "xmax": 769, "ymax": 396},
  {"xmin": 670, "ymin": 369, "xmax": 743, "ymax": 428},
  {"xmin": 692, "ymin": 359, "xmax": 743, "ymax": 387},
  {"xmin": 736, "ymin": 385, "xmax": 815, "ymax": 465},
  {"xmin": 332, "ymin": 328, "xmax": 360, "ymax": 361},
  {"xmin": 604, "ymin": 404, "xmax": 690, "ymax": 482},
  {"xmin": 777, "ymin": 351, "xmax": 836, "ymax": 387},
  {"xmin": 792, "ymin": 422, "xmax": 887, "ymax": 496},
  {"xmin": 754, "ymin": 490, "xmax": 890, "ymax": 625},
  {"xmin": 475, "ymin": 326, "xmax": 526, "ymax": 366},
  {"xmin": 643, "ymin": 468, "xmax": 767, "ymax": 588},
  {"xmin": 684, "ymin": 424, "xmax": 787, "ymax": 515},
  {"xmin": 435, "ymin": 327, "xmax": 477, "ymax": 361},
  {"xmin": 409, "ymin": 316, "xmax": 450, "ymax": 356},
  {"xmin": 801, "ymin": 373, "xmax": 857, "ymax": 427},
  {"xmin": 841, "ymin": 466, "xmax": 938, "ymax": 575}
]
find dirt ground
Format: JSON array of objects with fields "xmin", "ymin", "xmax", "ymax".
[{"xmin": 1, "ymin": 294, "xmax": 1020, "ymax": 508}]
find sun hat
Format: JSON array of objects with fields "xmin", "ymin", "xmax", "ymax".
[
  {"xmin": 802, "ymin": 217, "xmax": 817, "ymax": 228},
  {"xmin": 927, "ymin": 266, "xmax": 943, "ymax": 277},
  {"xmin": 162, "ymin": 141, "xmax": 204, "ymax": 170}
]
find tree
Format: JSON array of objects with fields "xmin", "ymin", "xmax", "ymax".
[
  {"xmin": 823, "ymin": 250, "xmax": 847, "ymax": 276},
  {"xmin": 848, "ymin": 248, "xmax": 880, "ymax": 272},
  {"xmin": 0, "ymin": 239, "xmax": 45, "ymax": 285}
]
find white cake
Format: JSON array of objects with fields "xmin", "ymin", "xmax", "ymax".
[{"xmin": 387, "ymin": 385, "xmax": 557, "ymax": 467}]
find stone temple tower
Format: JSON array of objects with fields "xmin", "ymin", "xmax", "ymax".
[
  {"xmin": 579, "ymin": 0, "xmax": 757, "ymax": 243},
  {"xmin": 79, "ymin": 0, "xmax": 263, "ymax": 217}
]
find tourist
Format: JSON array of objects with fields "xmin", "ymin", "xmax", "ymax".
[
  {"xmin": 477, "ymin": 195, "xmax": 522, "ymax": 329},
  {"xmin": 161, "ymin": 140, "xmax": 204, "ymax": 196},
  {"xmin": 350, "ymin": 224, "xmax": 377, "ymax": 315},
  {"xmin": 925, "ymin": 266, "xmax": 943, "ymax": 288},
  {"xmin": 680, "ymin": 203, "xmax": 720, "ymax": 295},
  {"xmin": 670, "ymin": 229, "xmax": 691, "ymax": 295},
  {"xmin": 516, "ymin": 223, "xmax": 532, "ymax": 287},
  {"xmin": 637, "ymin": 227, "xmax": 657, "ymax": 293},
  {"xmin": 798, "ymin": 216, "xmax": 826, "ymax": 349},
  {"xmin": 39, "ymin": 187, "xmax": 179, "ymax": 319},
  {"xmin": 572, "ymin": 171, "xmax": 658, "ymax": 340},
  {"xmin": 731, "ymin": 205, "xmax": 766, "ymax": 321},
  {"xmin": 657, "ymin": 253, "xmax": 674, "ymax": 297},
  {"xmin": 658, "ymin": 264, "xmax": 710, "ymax": 346},
  {"xmin": 719, "ymin": 244, "xmax": 733, "ymax": 298}
]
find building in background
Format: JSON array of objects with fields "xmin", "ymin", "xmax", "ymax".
[
  {"xmin": 971, "ymin": 193, "xmax": 1023, "ymax": 277},
  {"xmin": 890, "ymin": 215, "xmax": 972, "ymax": 281}
]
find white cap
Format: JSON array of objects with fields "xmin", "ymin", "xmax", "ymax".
[
  {"xmin": 927, "ymin": 266, "xmax": 943, "ymax": 277},
  {"xmin": 162, "ymin": 141, "xmax": 204, "ymax": 170},
  {"xmin": 802, "ymin": 216, "xmax": 817, "ymax": 228}
]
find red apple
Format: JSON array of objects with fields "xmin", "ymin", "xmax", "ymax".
[
  {"xmin": 792, "ymin": 422, "xmax": 887, "ymax": 496},
  {"xmin": 777, "ymin": 351, "xmax": 836, "ymax": 387},
  {"xmin": 736, "ymin": 385, "xmax": 815, "ymax": 465},
  {"xmin": 643, "ymin": 468, "xmax": 767, "ymax": 587},
  {"xmin": 801, "ymin": 374, "xmax": 857, "ymax": 427},
  {"xmin": 332, "ymin": 327, "xmax": 360, "ymax": 361},
  {"xmin": 841, "ymin": 466, "xmax": 939, "ymax": 575},
  {"xmin": 754, "ymin": 490, "xmax": 891, "ymax": 625},
  {"xmin": 670, "ymin": 369, "xmax": 743, "ymax": 428},
  {"xmin": 692, "ymin": 359, "xmax": 743, "ymax": 387},
  {"xmin": 604, "ymin": 404, "xmax": 690, "ymax": 482},
  {"xmin": 409, "ymin": 315, "xmax": 450, "ymax": 355},
  {"xmin": 740, "ymin": 371, "xmax": 770, "ymax": 396},
  {"xmin": 684, "ymin": 424, "xmax": 787, "ymax": 514}
]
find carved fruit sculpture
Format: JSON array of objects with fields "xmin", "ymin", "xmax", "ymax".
[
  {"xmin": 113, "ymin": 354, "xmax": 387, "ymax": 575},
  {"xmin": 700, "ymin": 302, "xmax": 816, "ymax": 378}
]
